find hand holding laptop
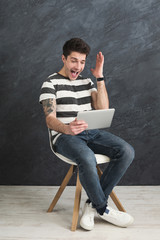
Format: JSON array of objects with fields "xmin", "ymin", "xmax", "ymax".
[{"xmin": 66, "ymin": 118, "xmax": 88, "ymax": 135}]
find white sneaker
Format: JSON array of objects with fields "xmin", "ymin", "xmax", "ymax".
[
  {"xmin": 98, "ymin": 206, "xmax": 134, "ymax": 228},
  {"xmin": 80, "ymin": 202, "xmax": 95, "ymax": 230}
]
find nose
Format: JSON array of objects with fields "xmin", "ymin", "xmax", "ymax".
[{"xmin": 76, "ymin": 61, "xmax": 81, "ymax": 70}]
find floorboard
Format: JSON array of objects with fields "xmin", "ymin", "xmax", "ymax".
[{"xmin": 0, "ymin": 186, "xmax": 160, "ymax": 240}]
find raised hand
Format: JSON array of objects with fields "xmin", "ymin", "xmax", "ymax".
[{"xmin": 91, "ymin": 52, "xmax": 104, "ymax": 78}]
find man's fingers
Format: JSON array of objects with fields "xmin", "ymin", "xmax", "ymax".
[
  {"xmin": 77, "ymin": 120, "xmax": 87, "ymax": 125},
  {"xmin": 69, "ymin": 119, "xmax": 88, "ymax": 135},
  {"xmin": 72, "ymin": 119, "xmax": 87, "ymax": 125},
  {"xmin": 72, "ymin": 127, "xmax": 88, "ymax": 135},
  {"xmin": 97, "ymin": 52, "xmax": 104, "ymax": 61},
  {"xmin": 70, "ymin": 125, "xmax": 88, "ymax": 132}
]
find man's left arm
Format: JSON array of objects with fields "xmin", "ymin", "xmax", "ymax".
[{"xmin": 91, "ymin": 52, "xmax": 109, "ymax": 110}]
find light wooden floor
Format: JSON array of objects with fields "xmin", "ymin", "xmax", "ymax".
[{"xmin": 0, "ymin": 186, "xmax": 160, "ymax": 240}]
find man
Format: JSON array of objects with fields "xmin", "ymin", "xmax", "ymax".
[{"xmin": 39, "ymin": 38, "xmax": 135, "ymax": 230}]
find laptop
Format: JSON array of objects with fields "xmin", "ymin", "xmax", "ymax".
[{"xmin": 77, "ymin": 108, "xmax": 115, "ymax": 130}]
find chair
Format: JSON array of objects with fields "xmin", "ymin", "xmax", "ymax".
[{"xmin": 47, "ymin": 151, "xmax": 126, "ymax": 231}]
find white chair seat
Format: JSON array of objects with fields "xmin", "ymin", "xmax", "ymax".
[{"xmin": 54, "ymin": 152, "xmax": 110, "ymax": 165}]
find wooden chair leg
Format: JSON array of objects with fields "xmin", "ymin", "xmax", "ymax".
[
  {"xmin": 110, "ymin": 190, "xmax": 126, "ymax": 212},
  {"xmin": 97, "ymin": 165, "xmax": 103, "ymax": 178},
  {"xmin": 96, "ymin": 165, "xmax": 126, "ymax": 212},
  {"xmin": 47, "ymin": 165, "xmax": 75, "ymax": 212},
  {"xmin": 71, "ymin": 170, "xmax": 82, "ymax": 231}
]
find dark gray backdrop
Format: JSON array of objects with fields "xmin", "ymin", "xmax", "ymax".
[{"xmin": 0, "ymin": 0, "xmax": 160, "ymax": 185}]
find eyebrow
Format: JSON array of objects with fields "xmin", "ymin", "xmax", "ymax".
[{"xmin": 71, "ymin": 57, "xmax": 86, "ymax": 62}]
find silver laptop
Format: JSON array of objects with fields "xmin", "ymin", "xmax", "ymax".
[{"xmin": 77, "ymin": 109, "xmax": 115, "ymax": 130}]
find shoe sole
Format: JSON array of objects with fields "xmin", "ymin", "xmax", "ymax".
[{"xmin": 99, "ymin": 215, "xmax": 134, "ymax": 228}]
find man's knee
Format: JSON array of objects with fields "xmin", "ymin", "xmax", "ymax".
[
  {"xmin": 77, "ymin": 153, "xmax": 97, "ymax": 172},
  {"xmin": 121, "ymin": 142, "xmax": 135, "ymax": 165}
]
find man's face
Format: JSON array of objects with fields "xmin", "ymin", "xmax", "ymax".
[{"xmin": 62, "ymin": 51, "xmax": 86, "ymax": 80}]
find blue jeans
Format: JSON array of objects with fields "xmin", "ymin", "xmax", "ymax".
[{"xmin": 53, "ymin": 129, "xmax": 135, "ymax": 214}]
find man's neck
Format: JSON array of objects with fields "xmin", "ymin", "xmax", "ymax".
[{"xmin": 58, "ymin": 67, "xmax": 67, "ymax": 78}]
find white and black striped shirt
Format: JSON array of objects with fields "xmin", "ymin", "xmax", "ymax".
[{"xmin": 39, "ymin": 73, "xmax": 97, "ymax": 141}]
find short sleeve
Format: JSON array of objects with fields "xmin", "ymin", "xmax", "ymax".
[
  {"xmin": 89, "ymin": 78, "xmax": 97, "ymax": 93},
  {"xmin": 39, "ymin": 80, "xmax": 56, "ymax": 103}
]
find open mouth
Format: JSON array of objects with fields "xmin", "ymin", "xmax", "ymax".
[{"xmin": 70, "ymin": 70, "xmax": 79, "ymax": 78}]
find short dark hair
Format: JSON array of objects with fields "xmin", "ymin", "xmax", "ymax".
[{"xmin": 63, "ymin": 38, "xmax": 90, "ymax": 58}]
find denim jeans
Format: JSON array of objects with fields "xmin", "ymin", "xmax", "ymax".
[{"xmin": 53, "ymin": 129, "xmax": 135, "ymax": 214}]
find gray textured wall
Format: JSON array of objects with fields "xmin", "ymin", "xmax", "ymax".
[{"xmin": 0, "ymin": 0, "xmax": 160, "ymax": 185}]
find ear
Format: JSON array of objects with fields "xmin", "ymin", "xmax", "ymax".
[{"xmin": 62, "ymin": 55, "xmax": 66, "ymax": 63}]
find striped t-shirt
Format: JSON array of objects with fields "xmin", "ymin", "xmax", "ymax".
[{"xmin": 39, "ymin": 72, "xmax": 97, "ymax": 141}]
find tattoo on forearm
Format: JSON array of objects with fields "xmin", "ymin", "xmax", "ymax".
[{"xmin": 42, "ymin": 99, "xmax": 55, "ymax": 116}]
